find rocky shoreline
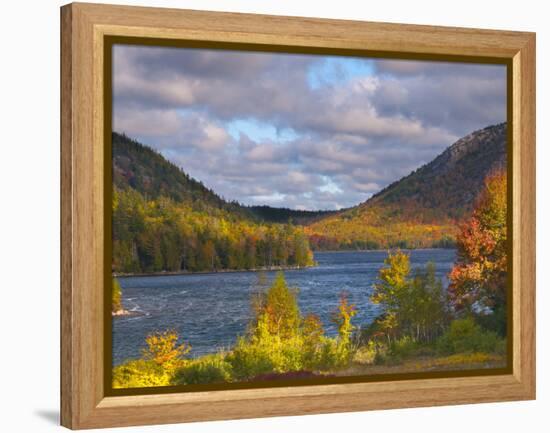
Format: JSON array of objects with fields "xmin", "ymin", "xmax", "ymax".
[{"xmin": 112, "ymin": 309, "xmax": 144, "ymax": 318}]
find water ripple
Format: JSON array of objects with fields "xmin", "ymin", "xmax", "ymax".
[{"xmin": 112, "ymin": 249, "xmax": 456, "ymax": 365}]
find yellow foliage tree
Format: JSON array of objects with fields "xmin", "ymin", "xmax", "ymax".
[
  {"xmin": 112, "ymin": 278, "xmax": 122, "ymax": 313},
  {"xmin": 142, "ymin": 329, "xmax": 191, "ymax": 369}
]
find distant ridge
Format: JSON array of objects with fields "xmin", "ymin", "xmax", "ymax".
[
  {"xmin": 113, "ymin": 132, "xmax": 335, "ymax": 224},
  {"xmin": 365, "ymin": 122, "xmax": 507, "ymax": 220},
  {"xmin": 113, "ymin": 123, "xmax": 507, "ymax": 251},
  {"xmin": 247, "ymin": 205, "xmax": 338, "ymax": 224},
  {"xmin": 306, "ymin": 123, "xmax": 507, "ymax": 250},
  {"xmin": 112, "ymin": 132, "xmax": 251, "ymax": 219}
]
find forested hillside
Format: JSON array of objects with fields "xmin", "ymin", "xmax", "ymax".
[
  {"xmin": 367, "ymin": 122, "xmax": 507, "ymax": 220},
  {"xmin": 306, "ymin": 123, "xmax": 507, "ymax": 250},
  {"xmin": 247, "ymin": 205, "xmax": 337, "ymax": 224},
  {"xmin": 112, "ymin": 133, "xmax": 314, "ymax": 274},
  {"xmin": 113, "ymin": 133, "xmax": 251, "ymax": 219},
  {"xmin": 112, "ymin": 123, "xmax": 507, "ymax": 270}
]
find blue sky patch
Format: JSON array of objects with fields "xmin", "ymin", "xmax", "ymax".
[
  {"xmin": 227, "ymin": 118, "xmax": 299, "ymax": 143},
  {"xmin": 308, "ymin": 57, "xmax": 375, "ymax": 89}
]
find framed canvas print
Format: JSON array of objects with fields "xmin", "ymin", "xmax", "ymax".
[{"xmin": 60, "ymin": 2, "xmax": 536, "ymax": 429}]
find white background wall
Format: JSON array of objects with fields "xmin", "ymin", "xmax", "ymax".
[{"xmin": 0, "ymin": 0, "xmax": 546, "ymax": 431}]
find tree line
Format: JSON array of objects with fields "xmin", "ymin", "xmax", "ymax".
[
  {"xmin": 305, "ymin": 210, "xmax": 457, "ymax": 251},
  {"xmin": 113, "ymin": 187, "xmax": 314, "ymax": 274}
]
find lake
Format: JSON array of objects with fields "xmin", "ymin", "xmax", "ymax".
[{"xmin": 113, "ymin": 249, "xmax": 456, "ymax": 366}]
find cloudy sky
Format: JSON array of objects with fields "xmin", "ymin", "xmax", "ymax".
[{"xmin": 113, "ymin": 45, "xmax": 506, "ymax": 211}]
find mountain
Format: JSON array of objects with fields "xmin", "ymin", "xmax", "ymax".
[
  {"xmin": 112, "ymin": 132, "xmax": 252, "ymax": 220},
  {"xmin": 113, "ymin": 132, "xmax": 332, "ymax": 224},
  {"xmin": 366, "ymin": 122, "xmax": 507, "ymax": 221},
  {"xmin": 306, "ymin": 123, "xmax": 507, "ymax": 250},
  {"xmin": 111, "ymin": 132, "xmax": 315, "ymax": 274},
  {"xmin": 112, "ymin": 122, "xmax": 507, "ymax": 257}
]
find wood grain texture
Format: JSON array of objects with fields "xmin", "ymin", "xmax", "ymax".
[
  {"xmin": 513, "ymin": 34, "xmax": 536, "ymax": 395},
  {"xmin": 80, "ymin": 2, "xmax": 531, "ymax": 58},
  {"xmin": 60, "ymin": 4, "xmax": 73, "ymax": 429},
  {"xmin": 60, "ymin": 2, "xmax": 536, "ymax": 429}
]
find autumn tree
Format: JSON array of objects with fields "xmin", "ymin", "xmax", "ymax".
[
  {"xmin": 331, "ymin": 292, "xmax": 357, "ymax": 360},
  {"xmin": 112, "ymin": 277, "xmax": 123, "ymax": 313},
  {"xmin": 372, "ymin": 250, "xmax": 411, "ymax": 306},
  {"xmin": 302, "ymin": 313, "xmax": 324, "ymax": 346},
  {"xmin": 142, "ymin": 329, "xmax": 191, "ymax": 369},
  {"xmin": 258, "ymin": 272, "xmax": 301, "ymax": 338},
  {"xmin": 448, "ymin": 169, "xmax": 507, "ymax": 332},
  {"xmin": 370, "ymin": 250, "xmax": 447, "ymax": 343},
  {"xmin": 406, "ymin": 263, "xmax": 449, "ymax": 342}
]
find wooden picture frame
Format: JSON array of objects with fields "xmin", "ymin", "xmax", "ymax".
[{"xmin": 60, "ymin": 2, "xmax": 536, "ymax": 429}]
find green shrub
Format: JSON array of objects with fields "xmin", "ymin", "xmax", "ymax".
[
  {"xmin": 436, "ymin": 318, "xmax": 505, "ymax": 355},
  {"xmin": 314, "ymin": 336, "xmax": 356, "ymax": 370},
  {"xmin": 227, "ymin": 301, "xmax": 344, "ymax": 380},
  {"xmin": 352, "ymin": 341, "xmax": 381, "ymax": 366},
  {"xmin": 361, "ymin": 336, "xmax": 435, "ymax": 366},
  {"xmin": 172, "ymin": 354, "xmax": 233, "ymax": 385},
  {"xmin": 227, "ymin": 336, "xmax": 280, "ymax": 380},
  {"xmin": 388, "ymin": 336, "xmax": 419, "ymax": 359},
  {"xmin": 373, "ymin": 347, "xmax": 389, "ymax": 365},
  {"xmin": 112, "ymin": 359, "xmax": 172, "ymax": 388},
  {"xmin": 316, "ymin": 337, "xmax": 340, "ymax": 370},
  {"xmin": 475, "ymin": 306, "xmax": 507, "ymax": 337},
  {"xmin": 225, "ymin": 274, "xmax": 358, "ymax": 379},
  {"xmin": 280, "ymin": 337, "xmax": 308, "ymax": 371},
  {"xmin": 227, "ymin": 332, "xmax": 310, "ymax": 380},
  {"xmin": 226, "ymin": 327, "xmax": 343, "ymax": 379}
]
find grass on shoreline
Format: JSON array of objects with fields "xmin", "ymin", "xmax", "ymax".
[{"xmin": 335, "ymin": 352, "xmax": 506, "ymax": 377}]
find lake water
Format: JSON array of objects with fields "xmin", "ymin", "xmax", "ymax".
[{"xmin": 113, "ymin": 249, "xmax": 456, "ymax": 366}]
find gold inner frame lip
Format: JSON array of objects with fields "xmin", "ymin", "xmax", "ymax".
[{"xmin": 102, "ymin": 34, "xmax": 514, "ymax": 398}]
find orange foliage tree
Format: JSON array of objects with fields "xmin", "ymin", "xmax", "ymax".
[
  {"xmin": 448, "ymin": 169, "xmax": 507, "ymax": 314},
  {"xmin": 142, "ymin": 329, "xmax": 191, "ymax": 368}
]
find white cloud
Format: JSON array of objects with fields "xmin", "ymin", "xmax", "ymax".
[
  {"xmin": 113, "ymin": 108, "xmax": 183, "ymax": 137},
  {"xmin": 112, "ymin": 45, "xmax": 506, "ymax": 210}
]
